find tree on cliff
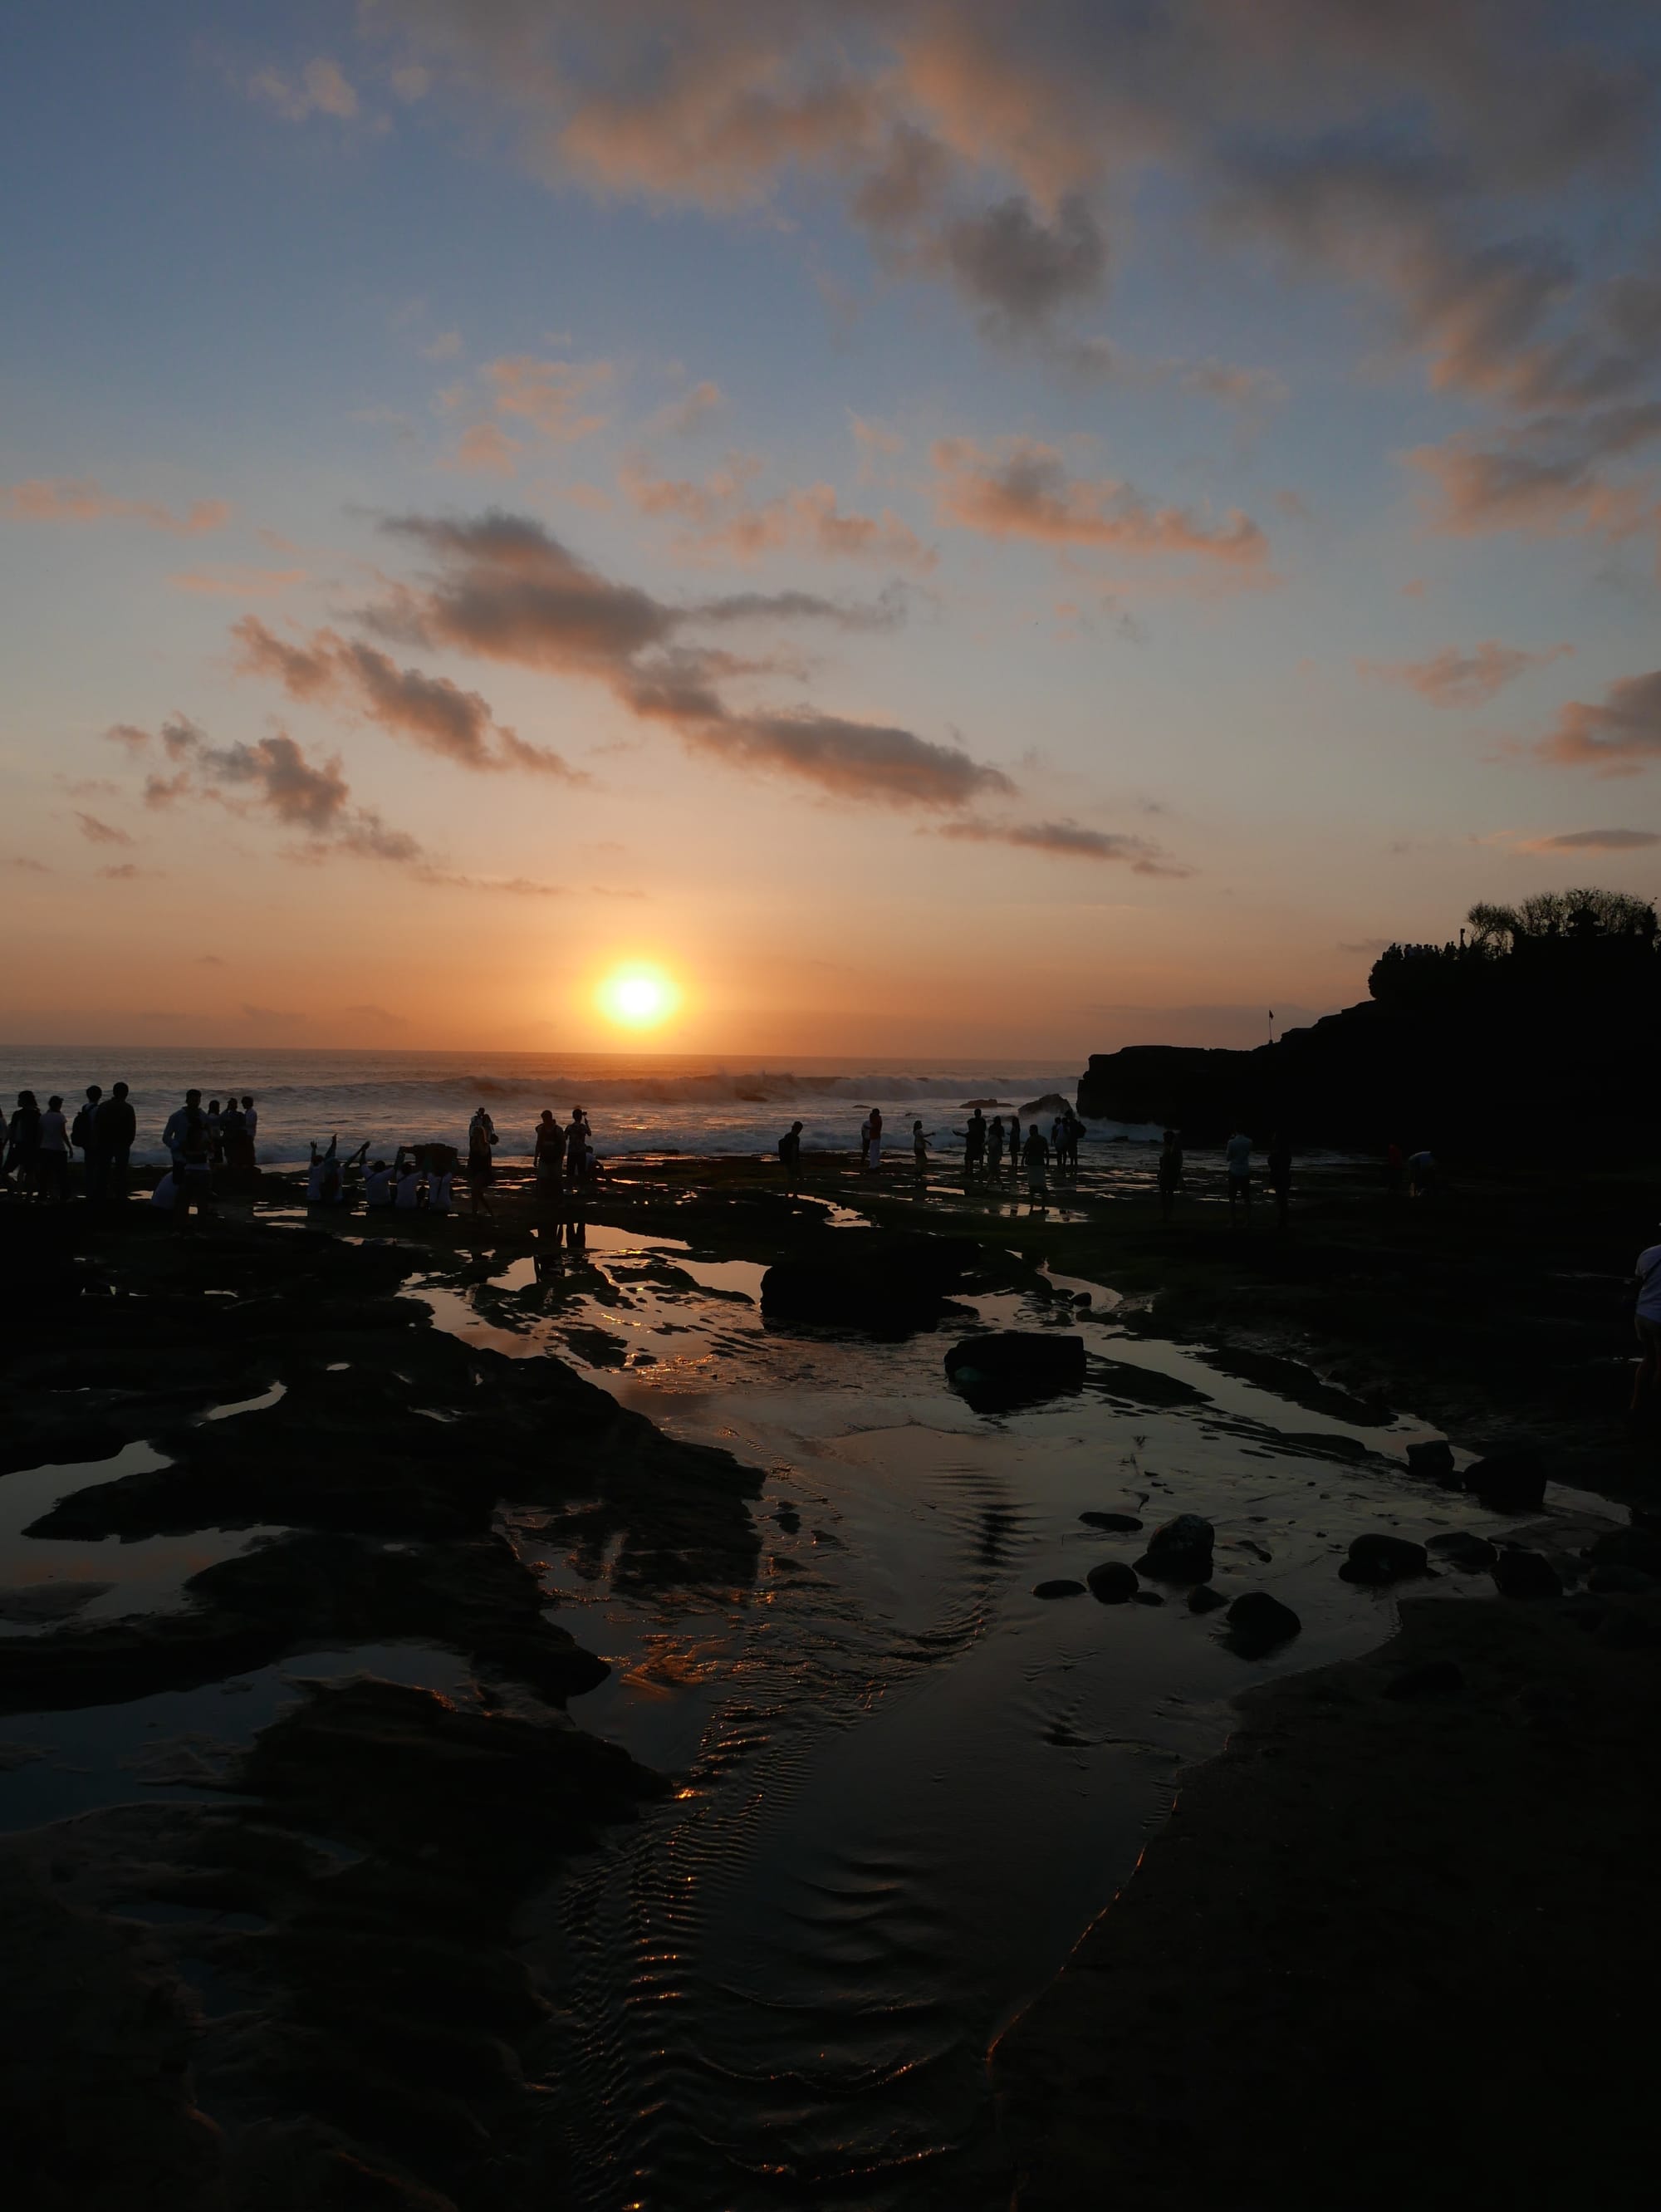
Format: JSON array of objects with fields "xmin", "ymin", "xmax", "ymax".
[{"xmin": 1369, "ymin": 888, "xmax": 1659, "ymax": 1010}]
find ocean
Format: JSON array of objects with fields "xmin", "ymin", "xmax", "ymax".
[{"xmin": 0, "ymin": 1047, "xmax": 1159, "ymax": 1170}]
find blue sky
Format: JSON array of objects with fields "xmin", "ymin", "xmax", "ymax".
[{"xmin": 4, "ymin": 2, "xmax": 1659, "ymax": 1053}]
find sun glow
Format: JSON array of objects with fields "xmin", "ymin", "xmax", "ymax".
[{"xmin": 596, "ymin": 964, "xmax": 681, "ymax": 1031}]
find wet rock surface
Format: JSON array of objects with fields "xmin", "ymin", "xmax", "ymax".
[
  {"xmin": 1086, "ymin": 1562, "xmax": 1139, "ymax": 1604},
  {"xmin": 1134, "ymin": 1513, "xmax": 1215, "ymax": 1583},
  {"xmin": 761, "ymin": 1229, "xmax": 982, "ymax": 1330},
  {"xmin": 1340, "ymin": 1533, "xmax": 1429, "ymax": 1585},
  {"xmin": 1224, "ymin": 1592, "xmax": 1302, "ymax": 1655}
]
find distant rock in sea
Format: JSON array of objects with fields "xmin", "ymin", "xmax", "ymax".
[{"xmin": 1020, "ymin": 1091, "xmax": 1073, "ymax": 1118}]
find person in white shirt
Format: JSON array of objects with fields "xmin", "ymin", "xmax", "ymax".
[
  {"xmin": 37, "ymin": 1095, "xmax": 71, "ymax": 1202},
  {"xmin": 428, "ymin": 1165, "xmax": 455, "ymax": 1215},
  {"xmin": 394, "ymin": 1166, "xmax": 424, "ymax": 1209},
  {"xmin": 1224, "ymin": 1129, "xmax": 1252, "ymax": 1221},
  {"xmin": 364, "ymin": 1160, "xmax": 395, "ymax": 1209},
  {"xmin": 306, "ymin": 1136, "xmax": 339, "ymax": 1205},
  {"xmin": 150, "ymin": 1170, "xmax": 177, "ymax": 1210},
  {"xmin": 1631, "ymin": 1228, "xmax": 1661, "ymax": 1414}
]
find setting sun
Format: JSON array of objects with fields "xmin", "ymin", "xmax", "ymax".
[{"xmin": 596, "ymin": 964, "xmax": 681, "ymax": 1031}]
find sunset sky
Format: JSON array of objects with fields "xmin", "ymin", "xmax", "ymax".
[{"xmin": 4, "ymin": 2, "xmax": 1660, "ymax": 1057}]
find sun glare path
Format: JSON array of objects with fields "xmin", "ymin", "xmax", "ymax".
[{"xmin": 597, "ymin": 964, "xmax": 681, "ymax": 1031}]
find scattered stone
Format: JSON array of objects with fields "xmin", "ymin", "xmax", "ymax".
[
  {"xmin": 1492, "ymin": 1547, "xmax": 1563, "ymax": 1600},
  {"xmin": 1187, "ymin": 1586, "xmax": 1227, "ymax": 1615},
  {"xmin": 1225, "ymin": 1592, "xmax": 1302, "ymax": 1653},
  {"xmin": 1585, "ymin": 1527, "xmax": 1661, "ymax": 1577},
  {"xmin": 1426, "ymin": 1531, "xmax": 1499, "ymax": 1572},
  {"xmin": 1086, "ymin": 1562, "xmax": 1139, "ymax": 1604},
  {"xmin": 1588, "ymin": 1563, "xmax": 1656, "ymax": 1596},
  {"xmin": 0, "ymin": 1582, "xmax": 117, "ymax": 1626},
  {"xmin": 1134, "ymin": 1513, "xmax": 1216, "ymax": 1583},
  {"xmin": 1032, "ymin": 1579, "xmax": 1086, "ymax": 1600},
  {"xmin": 1339, "ymin": 1533, "xmax": 1429, "ymax": 1585},
  {"xmin": 1463, "ymin": 1449, "xmax": 1547, "ymax": 1514},
  {"xmin": 1080, "ymin": 1511, "xmax": 1143, "ymax": 1533},
  {"xmin": 1405, "ymin": 1439, "xmax": 1457, "ymax": 1483},
  {"xmin": 1132, "ymin": 1590, "xmax": 1165, "ymax": 1606},
  {"xmin": 1071, "ymin": 1292, "xmax": 1093, "ymax": 1308},
  {"xmin": 1384, "ymin": 1659, "xmax": 1465, "ymax": 1699}
]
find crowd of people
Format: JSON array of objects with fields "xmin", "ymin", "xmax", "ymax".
[{"xmin": 2, "ymin": 1081, "xmax": 258, "ymax": 1214}]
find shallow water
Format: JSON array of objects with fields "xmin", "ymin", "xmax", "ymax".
[
  {"xmin": 0, "ymin": 1215, "xmax": 1553, "ymax": 2210},
  {"xmin": 426, "ymin": 1228, "xmax": 1526, "ymax": 2209}
]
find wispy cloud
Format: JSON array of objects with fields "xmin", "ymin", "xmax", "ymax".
[
  {"xmin": 1517, "ymin": 826, "xmax": 1661, "ymax": 851},
  {"xmin": 74, "ymin": 812, "xmax": 134, "ymax": 846},
  {"xmin": 1358, "ymin": 639, "xmax": 1573, "ymax": 708},
  {"xmin": 1536, "ymin": 669, "xmax": 1661, "ymax": 773},
  {"xmin": 2, "ymin": 478, "xmax": 229, "ymax": 534},
  {"xmin": 931, "ymin": 438, "xmax": 1268, "ymax": 569},
  {"xmin": 938, "ymin": 817, "xmax": 1189, "ymax": 875},
  {"xmin": 620, "ymin": 455, "xmax": 938, "ymax": 571},
  {"xmin": 247, "ymin": 57, "xmax": 360, "ymax": 125}
]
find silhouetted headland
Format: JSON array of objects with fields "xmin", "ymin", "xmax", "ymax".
[{"xmin": 1079, "ymin": 888, "xmax": 1660, "ymax": 1152}]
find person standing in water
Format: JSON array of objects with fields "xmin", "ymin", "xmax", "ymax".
[
  {"xmin": 987, "ymin": 1116, "xmax": 1005, "ymax": 1176},
  {"xmin": 1156, "ymin": 1128, "xmax": 1183, "ymax": 1222},
  {"xmin": 1006, "ymin": 1116, "xmax": 1022, "ymax": 1178},
  {"xmin": 778, "ymin": 1120, "xmax": 803, "ymax": 1190},
  {"xmin": 93, "ymin": 1081, "xmax": 135, "ymax": 1203},
  {"xmin": 963, "ymin": 1109, "xmax": 986, "ymax": 1180},
  {"xmin": 468, "ymin": 1108, "xmax": 498, "ymax": 1216},
  {"xmin": 912, "ymin": 1119, "xmax": 929, "ymax": 1189},
  {"xmin": 867, "ymin": 1106, "xmax": 883, "ymax": 1174},
  {"xmin": 1267, "ymin": 1133, "xmax": 1293, "ymax": 1229},
  {"xmin": 858, "ymin": 1113, "xmax": 872, "ymax": 1171},
  {"xmin": 1022, "ymin": 1120, "xmax": 1051, "ymax": 1209},
  {"xmin": 1223, "ymin": 1126, "xmax": 1252, "ymax": 1222},
  {"xmin": 37, "ymin": 1096, "xmax": 71, "ymax": 1202}
]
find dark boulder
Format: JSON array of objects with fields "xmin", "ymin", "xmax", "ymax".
[
  {"xmin": 1224, "ymin": 1592, "xmax": 1301, "ymax": 1654},
  {"xmin": 1340, "ymin": 1533, "xmax": 1428, "ymax": 1585},
  {"xmin": 1492, "ymin": 1547, "xmax": 1563, "ymax": 1600},
  {"xmin": 1405, "ymin": 1439, "xmax": 1457, "ymax": 1484},
  {"xmin": 1032, "ymin": 1578, "xmax": 1086, "ymax": 1600},
  {"xmin": 1188, "ymin": 1586, "xmax": 1227, "ymax": 1615},
  {"xmin": 1463, "ymin": 1449, "xmax": 1547, "ymax": 1514},
  {"xmin": 1132, "ymin": 1590, "xmax": 1166, "ymax": 1606},
  {"xmin": 1134, "ymin": 1513, "xmax": 1216, "ymax": 1583},
  {"xmin": 1426, "ymin": 1531, "xmax": 1499, "ymax": 1572},
  {"xmin": 1086, "ymin": 1561, "xmax": 1139, "ymax": 1605},
  {"xmin": 1384, "ymin": 1659, "xmax": 1465, "ymax": 1699},
  {"xmin": 1080, "ymin": 1511, "xmax": 1143, "ymax": 1533},
  {"xmin": 762, "ymin": 1231, "xmax": 982, "ymax": 1331},
  {"xmin": 946, "ymin": 1332, "xmax": 1086, "ymax": 1386}
]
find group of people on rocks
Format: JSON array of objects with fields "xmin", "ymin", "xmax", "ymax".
[{"xmin": 2, "ymin": 1080, "xmax": 257, "ymax": 1210}]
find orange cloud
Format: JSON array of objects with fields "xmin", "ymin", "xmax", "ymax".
[
  {"xmin": 247, "ymin": 57, "xmax": 359, "ymax": 124},
  {"xmin": 2, "ymin": 478, "xmax": 229, "ymax": 534},
  {"xmin": 482, "ymin": 355, "xmax": 612, "ymax": 441},
  {"xmin": 74, "ymin": 812, "xmax": 134, "ymax": 846},
  {"xmin": 1358, "ymin": 640, "xmax": 1573, "ymax": 709},
  {"xmin": 620, "ymin": 457, "xmax": 938, "ymax": 571},
  {"xmin": 931, "ymin": 437, "xmax": 1269, "ymax": 566}
]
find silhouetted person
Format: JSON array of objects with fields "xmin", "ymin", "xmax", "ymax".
[
  {"xmin": 429, "ymin": 1160, "xmax": 455, "ymax": 1215},
  {"xmin": 912, "ymin": 1119, "xmax": 930, "ymax": 1187},
  {"xmin": 1157, "ymin": 1128, "xmax": 1183, "ymax": 1222},
  {"xmin": 219, "ymin": 1096, "xmax": 246, "ymax": 1174},
  {"xmin": 1224, "ymin": 1127, "xmax": 1252, "ymax": 1221},
  {"xmin": 1409, "ymin": 1148, "xmax": 1436, "ymax": 1199},
  {"xmin": 1007, "ymin": 1116, "xmax": 1022, "ymax": 1177},
  {"xmin": 1267, "ymin": 1133, "xmax": 1292, "ymax": 1228},
  {"xmin": 365, "ymin": 1159, "xmax": 395, "ymax": 1209},
  {"xmin": 6, "ymin": 1090, "xmax": 42, "ymax": 1198},
  {"xmin": 1631, "ymin": 1224, "xmax": 1661, "ymax": 1415},
  {"xmin": 468, "ymin": 1108, "xmax": 498, "ymax": 1215},
  {"xmin": 307, "ymin": 1136, "xmax": 341, "ymax": 1205},
  {"xmin": 163, "ymin": 1090, "xmax": 213, "ymax": 1231},
  {"xmin": 964, "ymin": 1109, "xmax": 986, "ymax": 1177},
  {"xmin": 71, "ymin": 1084, "xmax": 103, "ymax": 1194},
  {"xmin": 778, "ymin": 1120, "xmax": 803, "ymax": 1189},
  {"xmin": 92, "ymin": 1081, "xmax": 135, "ymax": 1203},
  {"xmin": 240, "ymin": 1096, "xmax": 259, "ymax": 1165},
  {"xmin": 1022, "ymin": 1121, "xmax": 1051, "ymax": 1209},
  {"xmin": 1384, "ymin": 1140, "xmax": 1405, "ymax": 1202},
  {"xmin": 859, "ymin": 1113, "xmax": 872, "ymax": 1170},
  {"xmin": 987, "ymin": 1116, "xmax": 1005, "ymax": 1175},
  {"xmin": 206, "ymin": 1099, "xmax": 225, "ymax": 1168},
  {"xmin": 564, "ymin": 1107, "xmax": 590, "ymax": 1189},
  {"xmin": 867, "ymin": 1106, "xmax": 883, "ymax": 1173},
  {"xmin": 394, "ymin": 1161, "xmax": 424, "ymax": 1209}
]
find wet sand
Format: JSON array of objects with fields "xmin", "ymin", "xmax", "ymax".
[{"xmin": 2, "ymin": 1145, "xmax": 1655, "ymax": 2208}]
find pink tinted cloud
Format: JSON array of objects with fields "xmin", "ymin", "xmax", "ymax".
[
  {"xmin": 74, "ymin": 812, "xmax": 134, "ymax": 846},
  {"xmin": 931, "ymin": 437, "xmax": 1268, "ymax": 566},
  {"xmin": 2, "ymin": 479, "xmax": 230, "ymax": 534},
  {"xmin": 1358, "ymin": 640, "xmax": 1573, "ymax": 709},
  {"xmin": 621, "ymin": 458, "xmax": 938, "ymax": 572},
  {"xmin": 1536, "ymin": 669, "xmax": 1661, "ymax": 773},
  {"xmin": 1516, "ymin": 827, "xmax": 1661, "ymax": 851}
]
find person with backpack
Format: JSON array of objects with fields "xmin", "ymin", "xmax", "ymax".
[
  {"xmin": 468, "ymin": 1106, "xmax": 499, "ymax": 1216},
  {"xmin": 778, "ymin": 1120, "xmax": 803, "ymax": 1190}
]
